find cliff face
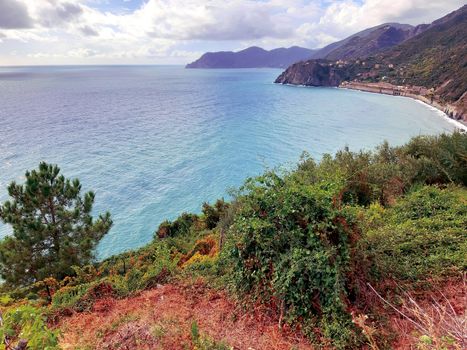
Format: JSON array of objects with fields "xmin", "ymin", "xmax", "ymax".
[
  {"xmin": 186, "ymin": 46, "xmax": 315, "ymax": 69},
  {"xmin": 274, "ymin": 61, "xmax": 347, "ymax": 86}
]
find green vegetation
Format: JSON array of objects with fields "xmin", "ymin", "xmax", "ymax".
[
  {"xmin": 359, "ymin": 186, "xmax": 466, "ymax": 283},
  {"xmin": 190, "ymin": 321, "xmax": 232, "ymax": 350},
  {"xmin": 0, "ymin": 133, "xmax": 466, "ymax": 349},
  {"xmin": 227, "ymin": 170, "xmax": 356, "ymax": 346},
  {"xmin": 0, "ymin": 304, "xmax": 60, "ymax": 350},
  {"xmin": 0, "ymin": 162, "xmax": 112, "ymax": 289},
  {"xmin": 363, "ymin": 7, "xmax": 466, "ymax": 105},
  {"xmin": 385, "ymin": 6, "xmax": 467, "ymax": 103}
]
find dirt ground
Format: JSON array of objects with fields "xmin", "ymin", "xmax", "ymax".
[
  {"xmin": 58, "ymin": 278, "xmax": 466, "ymax": 349},
  {"xmin": 58, "ymin": 281, "xmax": 314, "ymax": 350}
]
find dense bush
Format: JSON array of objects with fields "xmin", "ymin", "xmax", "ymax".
[
  {"xmin": 51, "ymin": 241, "xmax": 179, "ymax": 311},
  {"xmin": 224, "ymin": 133, "xmax": 466, "ymax": 347},
  {"xmin": 359, "ymin": 186, "xmax": 467, "ymax": 282},
  {"xmin": 295, "ymin": 132, "xmax": 467, "ymax": 206},
  {"xmin": 155, "ymin": 212, "xmax": 199, "ymax": 238},
  {"xmin": 402, "ymin": 132, "xmax": 467, "ymax": 185},
  {"xmin": 227, "ymin": 171, "xmax": 358, "ymax": 347},
  {"xmin": 51, "ymin": 282, "xmax": 95, "ymax": 310},
  {"xmin": 0, "ymin": 304, "xmax": 60, "ymax": 349},
  {"xmin": 202, "ymin": 199, "xmax": 230, "ymax": 229}
]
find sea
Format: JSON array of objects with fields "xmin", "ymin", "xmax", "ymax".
[{"xmin": 0, "ymin": 65, "xmax": 460, "ymax": 258}]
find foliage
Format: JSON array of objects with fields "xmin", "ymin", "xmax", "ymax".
[
  {"xmin": 0, "ymin": 162, "xmax": 112, "ymax": 288},
  {"xmin": 51, "ymin": 282, "xmax": 95, "ymax": 310},
  {"xmin": 156, "ymin": 212, "xmax": 199, "ymax": 238},
  {"xmin": 294, "ymin": 132, "xmax": 467, "ymax": 207},
  {"xmin": 190, "ymin": 321, "xmax": 232, "ymax": 350},
  {"xmin": 33, "ymin": 277, "xmax": 59, "ymax": 303},
  {"xmin": 123, "ymin": 242, "xmax": 177, "ymax": 292},
  {"xmin": 0, "ymin": 304, "xmax": 60, "ymax": 350},
  {"xmin": 359, "ymin": 186, "xmax": 467, "ymax": 283},
  {"xmin": 179, "ymin": 235, "xmax": 218, "ymax": 267},
  {"xmin": 202, "ymin": 199, "xmax": 230, "ymax": 230},
  {"xmin": 51, "ymin": 241, "xmax": 179, "ymax": 310},
  {"xmin": 402, "ymin": 133, "xmax": 467, "ymax": 185},
  {"xmin": 227, "ymin": 170, "xmax": 357, "ymax": 347},
  {"xmin": 0, "ymin": 295, "xmax": 13, "ymax": 307}
]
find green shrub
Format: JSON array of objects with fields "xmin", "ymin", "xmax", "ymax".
[
  {"xmin": 52, "ymin": 281, "xmax": 117, "ymax": 312},
  {"xmin": 0, "ymin": 304, "xmax": 60, "ymax": 350},
  {"xmin": 51, "ymin": 283, "xmax": 94, "ymax": 310},
  {"xmin": 227, "ymin": 171, "xmax": 358, "ymax": 347},
  {"xmin": 202, "ymin": 199, "xmax": 230, "ymax": 229},
  {"xmin": 294, "ymin": 133, "xmax": 467, "ymax": 207},
  {"xmin": 359, "ymin": 186, "xmax": 467, "ymax": 282},
  {"xmin": 403, "ymin": 132, "xmax": 467, "ymax": 185},
  {"xmin": 155, "ymin": 212, "xmax": 199, "ymax": 238},
  {"xmin": 190, "ymin": 321, "xmax": 232, "ymax": 350},
  {"xmin": 0, "ymin": 294, "xmax": 14, "ymax": 306},
  {"xmin": 125, "ymin": 242, "xmax": 178, "ymax": 292}
]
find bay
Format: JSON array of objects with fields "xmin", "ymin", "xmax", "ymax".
[{"xmin": 0, "ymin": 65, "xmax": 457, "ymax": 258}]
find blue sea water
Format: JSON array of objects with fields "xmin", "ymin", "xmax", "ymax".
[{"xmin": 0, "ymin": 65, "xmax": 458, "ymax": 258}]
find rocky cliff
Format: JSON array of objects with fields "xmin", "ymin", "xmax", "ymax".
[{"xmin": 274, "ymin": 60, "xmax": 348, "ymax": 86}]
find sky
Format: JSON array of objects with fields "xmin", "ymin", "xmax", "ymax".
[{"xmin": 0, "ymin": 0, "xmax": 464, "ymax": 65}]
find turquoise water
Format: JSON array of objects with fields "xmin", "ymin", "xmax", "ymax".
[{"xmin": 0, "ymin": 66, "xmax": 457, "ymax": 258}]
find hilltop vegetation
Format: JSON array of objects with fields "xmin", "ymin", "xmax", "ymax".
[
  {"xmin": 374, "ymin": 4, "xmax": 467, "ymax": 103},
  {"xmin": 310, "ymin": 23, "xmax": 416, "ymax": 61},
  {"xmin": 0, "ymin": 132, "xmax": 466, "ymax": 349}
]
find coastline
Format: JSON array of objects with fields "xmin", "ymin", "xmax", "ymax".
[
  {"xmin": 340, "ymin": 82, "xmax": 467, "ymax": 132},
  {"xmin": 412, "ymin": 99, "xmax": 467, "ymax": 132}
]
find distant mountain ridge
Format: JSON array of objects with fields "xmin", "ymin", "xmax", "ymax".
[
  {"xmin": 186, "ymin": 46, "xmax": 315, "ymax": 69},
  {"xmin": 186, "ymin": 22, "xmax": 424, "ymax": 69}
]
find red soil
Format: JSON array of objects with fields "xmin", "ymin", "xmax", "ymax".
[{"xmin": 58, "ymin": 280, "xmax": 314, "ymax": 350}]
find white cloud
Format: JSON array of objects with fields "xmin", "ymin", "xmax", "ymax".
[
  {"xmin": 0, "ymin": 0, "xmax": 464, "ymax": 64},
  {"xmin": 318, "ymin": 0, "xmax": 464, "ymax": 34}
]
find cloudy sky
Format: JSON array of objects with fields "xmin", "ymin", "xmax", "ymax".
[{"xmin": 0, "ymin": 0, "xmax": 464, "ymax": 65}]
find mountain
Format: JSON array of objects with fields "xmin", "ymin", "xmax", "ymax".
[
  {"xmin": 381, "ymin": 5, "xmax": 467, "ymax": 103},
  {"xmin": 186, "ymin": 46, "xmax": 315, "ymax": 68},
  {"xmin": 311, "ymin": 23, "xmax": 417, "ymax": 60},
  {"xmin": 186, "ymin": 22, "xmax": 421, "ymax": 69},
  {"xmin": 275, "ymin": 5, "xmax": 467, "ymax": 120}
]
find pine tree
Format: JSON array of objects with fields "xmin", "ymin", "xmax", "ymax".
[{"xmin": 0, "ymin": 162, "xmax": 112, "ymax": 288}]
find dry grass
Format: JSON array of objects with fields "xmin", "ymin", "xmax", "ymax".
[
  {"xmin": 368, "ymin": 276, "xmax": 466, "ymax": 350},
  {"xmin": 57, "ymin": 280, "xmax": 314, "ymax": 350}
]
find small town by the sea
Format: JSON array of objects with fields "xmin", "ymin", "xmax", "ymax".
[{"xmin": 0, "ymin": 1, "xmax": 466, "ymax": 349}]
